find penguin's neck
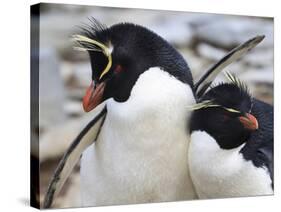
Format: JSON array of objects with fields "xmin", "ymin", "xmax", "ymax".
[
  {"xmin": 105, "ymin": 67, "xmax": 195, "ymax": 143},
  {"xmin": 190, "ymin": 131, "xmax": 245, "ymax": 175}
]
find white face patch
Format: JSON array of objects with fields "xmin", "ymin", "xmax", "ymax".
[{"xmin": 189, "ymin": 130, "xmax": 273, "ymax": 199}]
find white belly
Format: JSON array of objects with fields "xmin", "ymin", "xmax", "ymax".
[
  {"xmin": 189, "ymin": 131, "xmax": 273, "ymax": 199},
  {"xmin": 80, "ymin": 68, "xmax": 197, "ymax": 206}
]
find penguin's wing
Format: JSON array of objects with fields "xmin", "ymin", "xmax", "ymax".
[
  {"xmin": 194, "ymin": 35, "xmax": 265, "ymax": 98},
  {"xmin": 43, "ymin": 104, "xmax": 107, "ymax": 208}
]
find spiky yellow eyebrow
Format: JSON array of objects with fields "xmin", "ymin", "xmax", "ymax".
[
  {"xmin": 72, "ymin": 34, "xmax": 112, "ymax": 80},
  {"xmin": 190, "ymin": 72, "xmax": 247, "ymax": 113},
  {"xmin": 189, "ymin": 101, "xmax": 241, "ymax": 114},
  {"xmin": 188, "ymin": 100, "xmax": 221, "ymax": 111}
]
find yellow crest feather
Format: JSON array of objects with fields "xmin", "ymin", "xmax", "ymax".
[
  {"xmin": 72, "ymin": 34, "xmax": 112, "ymax": 80},
  {"xmin": 188, "ymin": 100, "xmax": 221, "ymax": 111}
]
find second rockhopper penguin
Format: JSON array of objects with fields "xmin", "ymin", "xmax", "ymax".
[{"xmin": 189, "ymin": 72, "xmax": 273, "ymax": 198}]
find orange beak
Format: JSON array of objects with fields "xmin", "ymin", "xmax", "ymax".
[
  {"xmin": 82, "ymin": 81, "xmax": 106, "ymax": 112},
  {"xmin": 239, "ymin": 113, "xmax": 259, "ymax": 131}
]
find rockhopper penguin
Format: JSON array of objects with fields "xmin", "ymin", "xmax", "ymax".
[
  {"xmin": 77, "ymin": 20, "xmax": 197, "ymax": 206},
  {"xmin": 43, "ymin": 17, "xmax": 265, "ymax": 208},
  {"xmin": 189, "ymin": 72, "xmax": 273, "ymax": 199}
]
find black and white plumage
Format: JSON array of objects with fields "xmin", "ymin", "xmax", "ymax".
[
  {"xmin": 78, "ymin": 20, "xmax": 199, "ymax": 206},
  {"xmin": 189, "ymin": 73, "xmax": 273, "ymax": 198},
  {"xmin": 46, "ymin": 19, "xmax": 197, "ymax": 207},
  {"xmin": 43, "ymin": 17, "xmax": 265, "ymax": 208}
]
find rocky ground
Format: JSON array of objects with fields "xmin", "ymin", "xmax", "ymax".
[{"xmin": 34, "ymin": 4, "xmax": 273, "ymax": 208}]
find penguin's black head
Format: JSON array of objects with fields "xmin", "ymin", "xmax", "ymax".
[
  {"xmin": 74, "ymin": 18, "xmax": 193, "ymax": 112},
  {"xmin": 190, "ymin": 76, "xmax": 259, "ymax": 149}
]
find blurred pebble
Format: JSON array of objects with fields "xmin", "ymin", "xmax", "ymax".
[
  {"xmin": 239, "ymin": 68, "xmax": 274, "ymax": 84},
  {"xmin": 64, "ymin": 100, "xmax": 84, "ymax": 117},
  {"xmin": 194, "ymin": 17, "xmax": 273, "ymax": 50},
  {"xmin": 197, "ymin": 43, "xmax": 228, "ymax": 61},
  {"xmin": 242, "ymin": 49, "xmax": 273, "ymax": 68},
  {"xmin": 39, "ymin": 48, "xmax": 67, "ymax": 129},
  {"xmin": 60, "ymin": 61, "xmax": 91, "ymax": 89}
]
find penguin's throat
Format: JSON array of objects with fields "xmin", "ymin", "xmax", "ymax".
[{"xmin": 106, "ymin": 67, "xmax": 195, "ymax": 125}]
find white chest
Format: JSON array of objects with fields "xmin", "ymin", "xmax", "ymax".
[
  {"xmin": 80, "ymin": 68, "xmax": 196, "ymax": 206},
  {"xmin": 189, "ymin": 131, "xmax": 273, "ymax": 199}
]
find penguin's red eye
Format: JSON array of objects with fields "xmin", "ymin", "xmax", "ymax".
[{"xmin": 114, "ymin": 64, "xmax": 123, "ymax": 74}]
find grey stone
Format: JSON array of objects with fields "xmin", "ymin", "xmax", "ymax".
[
  {"xmin": 197, "ymin": 43, "xmax": 228, "ymax": 61},
  {"xmin": 239, "ymin": 68, "xmax": 274, "ymax": 84},
  {"xmin": 149, "ymin": 21, "xmax": 193, "ymax": 46},
  {"xmin": 195, "ymin": 18, "xmax": 273, "ymax": 50},
  {"xmin": 242, "ymin": 49, "xmax": 273, "ymax": 68},
  {"xmin": 64, "ymin": 100, "xmax": 84, "ymax": 117},
  {"xmin": 60, "ymin": 61, "xmax": 91, "ymax": 89},
  {"xmin": 39, "ymin": 48, "xmax": 67, "ymax": 129}
]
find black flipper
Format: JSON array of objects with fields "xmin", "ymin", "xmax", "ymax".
[
  {"xmin": 43, "ymin": 105, "xmax": 107, "ymax": 208},
  {"xmin": 194, "ymin": 35, "xmax": 265, "ymax": 99}
]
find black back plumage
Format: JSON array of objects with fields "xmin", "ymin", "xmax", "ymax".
[{"xmin": 240, "ymin": 99, "xmax": 273, "ymax": 187}]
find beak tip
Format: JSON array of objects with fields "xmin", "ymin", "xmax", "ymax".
[
  {"xmin": 249, "ymin": 114, "xmax": 259, "ymax": 130},
  {"xmin": 82, "ymin": 105, "xmax": 90, "ymax": 113},
  {"xmin": 82, "ymin": 82, "xmax": 105, "ymax": 113},
  {"xmin": 239, "ymin": 113, "xmax": 259, "ymax": 131},
  {"xmin": 82, "ymin": 94, "xmax": 91, "ymax": 112}
]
